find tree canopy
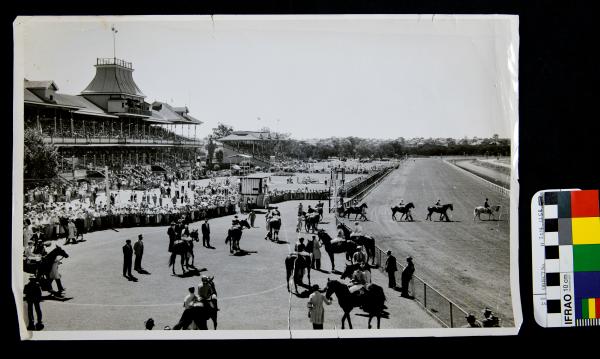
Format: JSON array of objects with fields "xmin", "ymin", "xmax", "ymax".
[{"xmin": 24, "ymin": 128, "xmax": 59, "ymax": 179}]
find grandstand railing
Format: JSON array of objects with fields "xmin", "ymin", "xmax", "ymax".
[
  {"xmin": 43, "ymin": 136, "xmax": 202, "ymax": 146},
  {"xmin": 335, "ymin": 217, "xmax": 469, "ymax": 328}
]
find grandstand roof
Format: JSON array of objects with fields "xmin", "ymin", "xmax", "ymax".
[
  {"xmin": 219, "ymin": 131, "xmax": 275, "ymax": 142},
  {"xmin": 151, "ymin": 102, "xmax": 202, "ymax": 125},
  {"xmin": 25, "ymin": 80, "xmax": 58, "ymax": 91},
  {"xmin": 81, "ymin": 58, "xmax": 145, "ymax": 98}
]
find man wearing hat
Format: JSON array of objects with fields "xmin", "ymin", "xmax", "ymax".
[
  {"xmin": 122, "ymin": 239, "xmax": 135, "ymax": 280},
  {"xmin": 401, "ymin": 256, "xmax": 415, "ymax": 298},
  {"xmin": 24, "ymin": 276, "xmax": 43, "ymax": 331},
  {"xmin": 384, "ymin": 250, "xmax": 398, "ymax": 289},
  {"xmin": 133, "ymin": 234, "xmax": 144, "ymax": 272},
  {"xmin": 481, "ymin": 307, "xmax": 501, "ymax": 327},
  {"xmin": 462, "ymin": 314, "xmax": 482, "ymax": 328}
]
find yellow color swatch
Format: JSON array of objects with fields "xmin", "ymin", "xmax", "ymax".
[
  {"xmin": 589, "ymin": 298, "xmax": 597, "ymax": 319},
  {"xmin": 572, "ymin": 217, "xmax": 600, "ymax": 245}
]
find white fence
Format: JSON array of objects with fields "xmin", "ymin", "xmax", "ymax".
[{"xmin": 444, "ymin": 160, "xmax": 511, "ymax": 198}]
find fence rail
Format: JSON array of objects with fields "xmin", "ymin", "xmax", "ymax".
[
  {"xmin": 268, "ymin": 190, "xmax": 329, "ymax": 204},
  {"xmin": 444, "ymin": 159, "xmax": 510, "ymax": 197},
  {"xmin": 335, "ymin": 217, "xmax": 469, "ymax": 328}
]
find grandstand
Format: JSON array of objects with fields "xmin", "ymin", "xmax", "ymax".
[
  {"xmin": 24, "ymin": 57, "xmax": 203, "ymax": 180},
  {"xmin": 218, "ymin": 130, "xmax": 278, "ymax": 168}
]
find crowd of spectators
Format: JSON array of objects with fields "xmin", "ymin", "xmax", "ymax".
[
  {"xmin": 23, "ymin": 173, "xmax": 239, "ymax": 245},
  {"xmin": 37, "ymin": 119, "xmax": 195, "ymax": 143}
]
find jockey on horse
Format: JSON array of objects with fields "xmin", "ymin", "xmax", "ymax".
[{"xmin": 347, "ymin": 262, "xmax": 371, "ymax": 297}]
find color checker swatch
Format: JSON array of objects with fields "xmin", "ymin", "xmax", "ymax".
[{"xmin": 532, "ymin": 189, "xmax": 600, "ymax": 327}]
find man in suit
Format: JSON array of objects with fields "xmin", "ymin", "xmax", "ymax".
[
  {"xmin": 133, "ymin": 234, "xmax": 144, "ymax": 272},
  {"xmin": 201, "ymin": 219, "xmax": 211, "ymax": 248},
  {"xmin": 401, "ymin": 256, "xmax": 415, "ymax": 298},
  {"xmin": 122, "ymin": 239, "xmax": 135, "ymax": 280},
  {"xmin": 24, "ymin": 277, "xmax": 43, "ymax": 331},
  {"xmin": 167, "ymin": 222, "xmax": 176, "ymax": 252},
  {"xmin": 384, "ymin": 250, "xmax": 398, "ymax": 289}
]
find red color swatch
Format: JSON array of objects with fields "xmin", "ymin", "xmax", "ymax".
[{"xmin": 571, "ymin": 190, "xmax": 600, "ymax": 218}]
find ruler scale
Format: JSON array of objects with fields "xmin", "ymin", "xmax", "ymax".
[{"xmin": 532, "ymin": 189, "xmax": 600, "ymax": 327}]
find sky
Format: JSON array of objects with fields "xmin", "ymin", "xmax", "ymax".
[{"xmin": 17, "ymin": 15, "xmax": 518, "ymax": 140}]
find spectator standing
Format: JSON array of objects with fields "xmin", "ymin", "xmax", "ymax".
[
  {"xmin": 249, "ymin": 210, "xmax": 256, "ymax": 227},
  {"xmin": 133, "ymin": 234, "xmax": 144, "ymax": 272},
  {"xmin": 401, "ymin": 257, "xmax": 415, "ymax": 298},
  {"xmin": 24, "ymin": 277, "xmax": 44, "ymax": 330},
  {"xmin": 65, "ymin": 219, "xmax": 77, "ymax": 245},
  {"xmin": 201, "ymin": 219, "xmax": 211, "ymax": 248},
  {"xmin": 311, "ymin": 235, "xmax": 322, "ymax": 270},
  {"xmin": 122, "ymin": 239, "xmax": 135, "ymax": 280},
  {"xmin": 384, "ymin": 250, "xmax": 398, "ymax": 289}
]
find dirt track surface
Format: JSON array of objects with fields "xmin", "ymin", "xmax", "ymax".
[
  {"xmin": 28, "ymin": 200, "xmax": 439, "ymax": 332},
  {"xmin": 346, "ymin": 158, "xmax": 513, "ymax": 325}
]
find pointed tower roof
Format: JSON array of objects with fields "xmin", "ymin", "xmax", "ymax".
[{"xmin": 81, "ymin": 58, "xmax": 145, "ymax": 98}]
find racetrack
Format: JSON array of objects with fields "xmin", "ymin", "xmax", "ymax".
[{"xmin": 346, "ymin": 158, "xmax": 513, "ymax": 325}]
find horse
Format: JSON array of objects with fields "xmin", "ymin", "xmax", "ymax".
[
  {"xmin": 391, "ymin": 203, "xmax": 415, "ymax": 221},
  {"xmin": 337, "ymin": 224, "xmax": 376, "ymax": 266},
  {"xmin": 304, "ymin": 212, "xmax": 320, "ymax": 233},
  {"xmin": 168, "ymin": 237, "xmax": 196, "ymax": 275},
  {"xmin": 325, "ymin": 279, "xmax": 387, "ymax": 329},
  {"xmin": 285, "ymin": 253, "xmax": 312, "ymax": 293},
  {"xmin": 343, "ymin": 203, "xmax": 369, "ymax": 221},
  {"xmin": 226, "ymin": 219, "xmax": 251, "ymax": 253},
  {"xmin": 173, "ymin": 304, "xmax": 217, "ymax": 330},
  {"xmin": 473, "ymin": 205, "xmax": 501, "ymax": 221},
  {"xmin": 31, "ymin": 245, "xmax": 69, "ymax": 292},
  {"xmin": 317, "ymin": 230, "xmax": 359, "ymax": 272},
  {"xmin": 426, "ymin": 203, "xmax": 453, "ymax": 222}
]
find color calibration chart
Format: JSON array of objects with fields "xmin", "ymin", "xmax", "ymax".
[{"xmin": 532, "ymin": 189, "xmax": 600, "ymax": 327}]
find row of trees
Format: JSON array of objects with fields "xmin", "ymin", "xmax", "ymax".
[{"xmin": 206, "ymin": 123, "xmax": 510, "ymax": 161}]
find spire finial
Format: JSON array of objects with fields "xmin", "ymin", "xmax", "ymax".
[{"xmin": 111, "ymin": 25, "xmax": 118, "ymax": 60}]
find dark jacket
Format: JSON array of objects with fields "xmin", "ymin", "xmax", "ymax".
[
  {"xmin": 167, "ymin": 226, "xmax": 176, "ymax": 239},
  {"xmin": 24, "ymin": 281, "xmax": 42, "ymax": 302},
  {"xmin": 385, "ymin": 256, "xmax": 398, "ymax": 272},
  {"xmin": 401, "ymin": 262, "xmax": 415, "ymax": 280},
  {"xmin": 123, "ymin": 244, "xmax": 133, "ymax": 259},
  {"xmin": 133, "ymin": 240, "xmax": 144, "ymax": 256},
  {"xmin": 201, "ymin": 223, "xmax": 210, "ymax": 236}
]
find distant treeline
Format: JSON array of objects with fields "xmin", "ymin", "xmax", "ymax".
[{"xmin": 274, "ymin": 137, "xmax": 510, "ymax": 160}]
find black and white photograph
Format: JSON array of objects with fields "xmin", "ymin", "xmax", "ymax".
[{"xmin": 12, "ymin": 15, "xmax": 520, "ymax": 339}]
